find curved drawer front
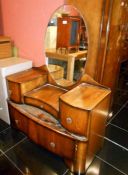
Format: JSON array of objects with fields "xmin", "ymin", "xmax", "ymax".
[
  {"xmin": 8, "ymin": 103, "xmax": 29, "ymax": 134},
  {"xmin": 8, "ymin": 101, "xmax": 75, "ymax": 160},
  {"xmin": 37, "ymin": 124, "xmax": 75, "ymax": 159},
  {"xmin": 60, "ymin": 101, "xmax": 89, "ymax": 136},
  {"xmin": 24, "ymin": 97, "xmax": 59, "ymax": 119},
  {"xmin": 7, "ymin": 69, "xmax": 47, "ymax": 103}
]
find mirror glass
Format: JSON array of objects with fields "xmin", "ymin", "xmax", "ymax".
[{"xmin": 45, "ymin": 5, "xmax": 88, "ymax": 87}]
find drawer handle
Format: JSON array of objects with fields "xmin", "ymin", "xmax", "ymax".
[
  {"xmin": 50, "ymin": 142, "xmax": 56, "ymax": 148},
  {"xmin": 15, "ymin": 120, "xmax": 19, "ymax": 124},
  {"xmin": 66, "ymin": 117, "xmax": 72, "ymax": 124},
  {"xmin": 121, "ymin": 1, "xmax": 125, "ymax": 6}
]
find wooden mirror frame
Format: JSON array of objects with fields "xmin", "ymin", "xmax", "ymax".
[{"xmin": 44, "ymin": 0, "xmax": 106, "ymax": 89}]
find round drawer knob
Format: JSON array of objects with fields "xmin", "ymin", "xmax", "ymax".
[
  {"xmin": 66, "ymin": 117, "xmax": 72, "ymax": 124},
  {"xmin": 50, "ymin": 142, "xmax": 56, "ymax": 148},
  {"xmin": 15, "ymin": 120, "xmax": 19, "ymax": 124},
  {"xmin": 121, "ymin": 1, "xmax": 125, "ymax": 6}
]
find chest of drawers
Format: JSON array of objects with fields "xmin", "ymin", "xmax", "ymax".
[
  {"xmin": 6, "ymin": 68, "xmax": 111, "ymax": 173},
  {"xmin": 60, "ymin": 83, "xmax": 110, "ymax": 136}
]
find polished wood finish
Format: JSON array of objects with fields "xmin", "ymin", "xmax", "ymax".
[
  {"xmin": 8, "ymin": 103, "xmax": 29, "ymax": 135},
  {"xmin": 7, "ymin": 68, "xmax": 48, "ymax": 103},
  {"xmin": 5, "ymin": 0, "xmax": 128, "ymax": 172},
  {"xmin": 96, "ymin": 0, "xmax": 123, "ymax": 85},
  {"xmin": 0, "ymin": 36, "xmax": 12, "ymax": 59},
  {"xmin": 60, "ymin": 83, "xmax": 110, "ymax": 172},
  {"xmin": 64, "ymin": 141, "xmax": 88, "ymax": 174},
  {"xmin": 7, "ymin": 66, "xmax": 111, "ymax": 174},
  {"xmin": 24, "ymin": 84, "xmax": 67, "ymax": 118},
  {"xmin": 97, "ymin": 0, "xmax": 128, "ymax": 98},
  {"xmin": 86, "ymin": 96, "xmax": 110, "ymax": 168},
  {"xmin": 60, "ymin": 83, "xmax": 110, "ymax": 136},
  {"xmin": 37, "ymin": 122, "xmax": 75, "ymax": 159},
  {"xmin": 5, "ymin": 0, "xmax": 125, "ymax": 171},
  {"xmin": 8, "ymin": 101, "xmax": 87, "ymax": 159},
  {"xmin": 60, "ymin": 101, "xmax": 89, "ymax": 136},
  {"xmin": 60, "ymin": 83, "xmax": 110, "ymax": 110}
]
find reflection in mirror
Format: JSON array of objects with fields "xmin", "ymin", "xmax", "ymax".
[{"xmin": 45, "ymin": 5, "xmax": 88, "ymax": 87}]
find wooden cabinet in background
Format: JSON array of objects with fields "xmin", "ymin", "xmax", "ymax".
[
  {"xmin": 56, "ymin": 16, "xmax": 80, "ymax": 52},
  {"xmin": 0, "ymin": 36, "xmax": 12, "ymax": 59}
]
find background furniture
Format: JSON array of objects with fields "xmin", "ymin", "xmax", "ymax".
[
  {"xmin": 45, "ymin": 26, "xmax": 57, "ymax": 49},
  {"xmin": 0, "ymin": 36, "xmax": 12, "ymax": 59},
  {"xmin": 56, "ymin": 16, "xmax": 80, "ymax": 52},
  {"xmin": 47, "ymin": 64, "xmax": 64, "ymax": 80},
  {"xmin": 0, "ymin": 57, "xmax": 32, "ymax": 124},
  {"xmin": 46, "ymin": 48, "xmax": 87, "ymax": 81}
]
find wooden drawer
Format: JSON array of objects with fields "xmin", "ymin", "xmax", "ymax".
[
  {"xmin": 8, "ymin": 101, "xmax": 79, "ymax": 160},
  {"xmin": 59, "ymin": 83, "xmax": 111, "ymax": 136},
  {"xmin": 60, "ymin": 100, "xmax": 89, "ymax": 136},
  {"xmin": 7, "ymin": 68, "xmax": 48, "ymax": 103},
  {"xmin": 37, "ymin": 122, "xmax": 75, "ymax": 159},
  {"xmin": 8, "ymin": 103, "xmax": 28, "ymax": 134},
  {"xmin": 24, "ymin": 84, "xmax": 67, "ymax": 119},
  {"xmin": 24, "ymin": 96, "xmax": 58, "ymax": 119}
]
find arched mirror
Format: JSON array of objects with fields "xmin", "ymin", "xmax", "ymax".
[{"xmin": 45, "ymin": 5, "xmax": 88, "ymax": 87}]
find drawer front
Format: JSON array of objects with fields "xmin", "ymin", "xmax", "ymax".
[
  {"xmin": 8, "ymin": 102, "xmax": 75, "ymax": 159},
  {"xmin": 8, "ymin": 103, "xmax": 28, "ymax": 134},
  {"xmin": 8, "ymin": 81, "xmax": 23, "ymax": 103},
  {"xmin": 38, "ymin": 124, "xmax": 75, "ymax": 159},
  {"xmin": 7, "ymin": 75, "xmax": 47, "ymax": 103},
  {"xmin": 60, "ymin": 101, "xmax": 89, "ymax": 136},
  {"xmin": 24, "ymin": 97, "xmax": 58, "ymax": 118}
]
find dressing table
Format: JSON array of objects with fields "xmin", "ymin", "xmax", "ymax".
[
  {"xmin": 6, "ymin": 0, "xmax": 128, "ymax": 173},
  {"xmin": 5, "ymin": 1, "xmax": 113, "ymax": 174},
  {"xmin": 6, "ymin": 65, "xmax": 111, "ymax": 174}
]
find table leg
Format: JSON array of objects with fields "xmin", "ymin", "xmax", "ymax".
[{"xmin": 67, "ymin": 57, "xmax": 75, "ymax": 81}]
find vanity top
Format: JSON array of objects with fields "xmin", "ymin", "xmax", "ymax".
[
  {"xmin": 60, "ymin": 83, "xmax": 110, "ymax": 110},
  {"xmin": 6, "ymin": 67, "xmax": 47, "ymax": 83}
]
